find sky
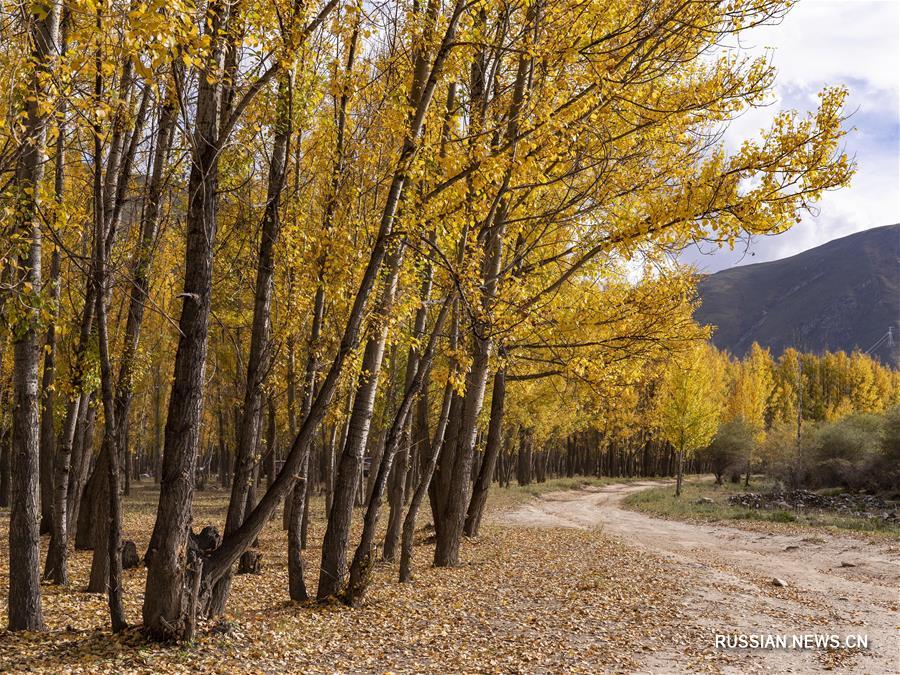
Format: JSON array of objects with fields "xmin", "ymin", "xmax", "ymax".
[{"xmin": 682, "ymin": 0, "xmax": 900, "ymax": 273}]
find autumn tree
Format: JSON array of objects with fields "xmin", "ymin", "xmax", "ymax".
[
  {"xmin": 724, "ymin": 343, "xmax": 774, "ymax": 484},
  {"xmin": 657, "ymin": 344, "xmax": 723, "ymax": 496}
]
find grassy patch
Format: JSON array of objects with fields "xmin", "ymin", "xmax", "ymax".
[{"xmin": 623, "ymin": 480, "xmax": 900, "ymax": 538}]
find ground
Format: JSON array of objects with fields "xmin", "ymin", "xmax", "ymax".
[
  {"xmin": 624, "ymin": 480, "xmax": 900, "ymax": 536},
  {"xmin": 500, "ymin": 480, "xmax": 899, "ymax": 673},
  {"xmin": 0, "ymin": 478, "xmax": 897, "ymax": 673}
]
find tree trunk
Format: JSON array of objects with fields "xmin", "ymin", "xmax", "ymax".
[
  {"xmin": 0, "ymin": 397, "xmax": 10, "ymax": 508},
  {"xmin": 345, "ymin": 296, "xmax": 451, "ymax": 605},
  {"xmin": 464, "ymin": 367, "xmax": 505, "ymax": 537},
  {"xmin": 212, "ymin": 72, "xmax": 292, "ymax": 616},
  {"xmin": 675, "ymin": 446, "xmax": 684, "ymax": 497},
  {"xmin": 433, "ymin": 308, "xmax": 493, "ymax": 567},
  {"xmin": 69, "ymin": 393, "xmax": 95, "ymax": 541},
  {"xmin": 382, "ymin": 429, "xmax": 408, "ymax": 562},
  {"xmin": 399, "ymin": 374, "xmax": 454, "ymax": 583},
  {"xmin": 143, "ymin": 44, "xmax": 225, "ymax": 637},
  {"xmin": 317, "ymin": 246, "xmax": 405, "ymax": 600},
  {"xmin": 38, "ymin": 246, "xmax": 61, "ymax": 537},
  {"xmin": 39, "ymin": 76, "xmax": 67, "ymax": 540},
  {"xmin": 287, "ymin": 473, "xmax": 307, "ymax": 601},
  {"xmin": 7, "ymin": 0, "xmax": 61, "ymax": 631},
  {"xmin": 46, "ymin": 279, "xmax": 94, "ymax": 577},
  {"xmin": 111, "ymin": 92, "xmax": 175, "ymax": 489},
  {"xmin": 265, "ymin": 398, "xmax": 277, "ymax": 489},
  {"xmin": 93, "ymin": 144, "xmax": 127, "ymax": 629},
  {"xmin": 383, "ymin": 236, "xmax": 436, "ymax": 561}
]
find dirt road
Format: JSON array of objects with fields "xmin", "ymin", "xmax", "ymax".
[{"xmin": 497, "ymin": 482, "xmax": 900, "ymax": 674}]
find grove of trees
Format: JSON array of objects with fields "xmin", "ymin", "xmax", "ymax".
[{"xmin": 0, "ymin": 0, "xmax": 863, "ymax": 640}]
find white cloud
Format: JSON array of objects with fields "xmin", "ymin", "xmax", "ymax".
[{"xmin": 683, "ymin": 0, "xmax": 900, "ymax": 273}]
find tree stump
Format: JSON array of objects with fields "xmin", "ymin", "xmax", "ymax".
[
  {"xmin": 237, "ymin": 550, "xmax": 262, "ymax": 575},
  {"xmin": 122, "ymin": 540, "xmax": 140, "ymax": 569},
  {"xmin": 193, "ymin": 525, "xmax": 221, "ymax": 553}
]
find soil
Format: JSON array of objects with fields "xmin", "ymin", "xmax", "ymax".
[{"xmin": 496, "ymin": 481, "xmax": 900, "ymax": 674}]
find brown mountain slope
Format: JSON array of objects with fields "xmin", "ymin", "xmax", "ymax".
[{"xmin": 694, "ymin": 223, "xmax": 900, "ymax": 365}]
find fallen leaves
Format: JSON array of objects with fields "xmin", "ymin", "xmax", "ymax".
[{"xmin": 0, "ymin": 484, "xmax": 737, "ymax": 673}]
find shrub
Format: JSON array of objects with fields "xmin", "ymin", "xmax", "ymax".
[
  {"xmin": 874, "ymin": 405, "xmax": 900, "ymax": 490},
  {"xmin": 760, "ymin": 409, "xmax": 899, "ymax": 491},
  {"xmin": 699, "ymin": 419, "xmax": 753, "ymax": 484},
  {"xmin": 806, "ymin": 414, "xmax": 884, "ymax": 490}
]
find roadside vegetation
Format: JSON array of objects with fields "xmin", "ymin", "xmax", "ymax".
[{"xmin": 624, "ymin": 479, "xmax": 900, "ymax": 538}]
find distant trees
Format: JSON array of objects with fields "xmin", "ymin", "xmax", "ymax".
[{"xmin": 768, "ymin": 409, "xmax": 898, "ymax": 491}]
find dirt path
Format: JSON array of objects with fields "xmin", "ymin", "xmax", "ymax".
[{"xmin": 497, "ymin": 482, "xmax": 900, "ymax": 674}]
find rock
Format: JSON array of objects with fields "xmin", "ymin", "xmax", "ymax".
[
  {"xmin": 237, "ymin": 550, "xmax": 262, "ymax": 574},
  {"xmin": 694, "ymin": 497, "xmax": 714, "ymax": 505},
  {"xmin": 784, "ymin": 545, "xmax": 799, "ymax": 551},
  {"xmin": 122, "ymin": 540, "xmax": 140, "ymax": 569},
  {"xmin": 840, "ymin": 561, "xmax": 856, "ymax": 568},
  {"xmin": 772, "ymin": 577, "xmax": 788, "ymax": 587},
  {"xmin": 727, "ymin": 489, "xmax": 891, "ymax": 519}
]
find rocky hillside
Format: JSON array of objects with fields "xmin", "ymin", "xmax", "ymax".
[{"xmin": 695, "ymin": 224, "xmax": 900, "ymax": 365}]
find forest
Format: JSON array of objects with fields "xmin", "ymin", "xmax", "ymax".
[{"xmin": 3, "ymin": 0, "xmax": 893, "ymax": 668}]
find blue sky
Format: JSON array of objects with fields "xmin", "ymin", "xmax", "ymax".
[{"xmin": 682, "ymin": 0, "xmax": 900, "ymax": 272}]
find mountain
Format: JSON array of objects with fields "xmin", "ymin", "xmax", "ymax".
[{"xmin": 694, "ymin": 224, "xmax": 900, "ymax": 365}]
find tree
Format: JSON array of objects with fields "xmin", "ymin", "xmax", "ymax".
[
  {"xmin": 4, "ymin": 0, "xmax": 62, "ymax": 631},
  {"xmin": 700, "ymin": 419, "xmax": 754, "ymax": 485},
  {"xmin": 657, "ymin": 344, "xmax": 722, "ymax": 497},
  {"xmin": 724, "ymin": 343, "xmax": 774, "ymax": 484}
]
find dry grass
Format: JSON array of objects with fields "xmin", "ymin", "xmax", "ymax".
[{"xmin": 624, "ymin": 479, "xmax": 900, "ymax": 541}]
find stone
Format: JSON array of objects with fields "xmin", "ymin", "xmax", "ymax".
[
  {"xmin": 772, "ymin": 577, "xmax": 788, "ymax": 587},
  {"xmin": 727, "ymin": 489, "xmax": 889, "ymax": 519},
  {"xmin": 840, "ymin": 561, "xmax": 856, "ymax": 568}
]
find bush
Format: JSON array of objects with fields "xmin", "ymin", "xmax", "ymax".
[
  {"xmin": 874, "ymin": 405, "xmax": 900, "ymax": 489},
  {"xmin": 699, "ymin": 419, "xmax": 753, "ymax": 484},
  {"xmin": 806, "ymin": 414, "xmax": 885, "ymax": 490},
  {"xmin": 766, "ymin": 410, "xmax": 900, "ymax": 491},
  {"xmin": 880, "ymin": 405, "xmax": 900, "ymax": 456}
]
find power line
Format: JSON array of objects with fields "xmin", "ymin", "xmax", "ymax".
[{"xmin": 864, "ymin": 326, "xmax": 894, "ymax": 355}]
